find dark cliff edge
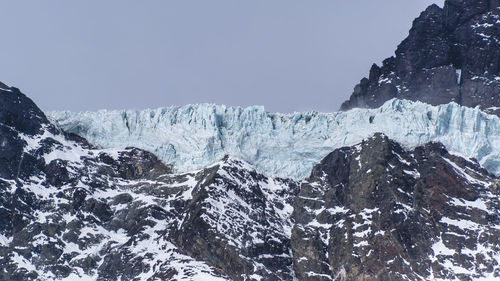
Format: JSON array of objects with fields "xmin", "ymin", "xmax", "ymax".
[{"xmin": 341, "ymin": 0, "xmax": 500, "ymax": 116}]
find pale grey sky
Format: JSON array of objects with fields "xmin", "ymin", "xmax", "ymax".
[{"xmin": 0, "ymin": 0, "xmax": 444, "ymax": 113}]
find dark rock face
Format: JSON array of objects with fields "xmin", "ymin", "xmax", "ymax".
[
  {"xmin": 0, "ymin": 84, "xmax": 51, "ymax": 136},
  {"xmin": 0, "ymin": 85, "xmax": 54, "ymax": 181},
  {"xmin": 291, "ymin": 133, "xmax": 500, "ymax": 280},
  {"xmin": 172, "ymin": 158, "xmax": 300, "ymax": 281},
  {"xmin": 341, "ymin": 0, "xmax": 500, "ymax": 114}
]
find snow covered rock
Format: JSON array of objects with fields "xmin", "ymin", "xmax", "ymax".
[
  {"xmin": 2, "ymin": 84, "xmax": 499, "ymax": 281},
  {"xmin": 0, "ymin": 85, "xmax": 231, "ymax": 280},
  {"xmin": 170, "ymin": 157, "xmax": 299, "ymax": 280},
  {"xmin": 292, "ymin": 133, "xmax": 500, "ymax": 280},
  {"xmin": 0, "ymin": 84, "xmax": 300, "ymax": 280}
]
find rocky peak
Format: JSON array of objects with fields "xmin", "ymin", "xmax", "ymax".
[
  {"xmin": 0, "ymin": 82, "xmax": 51, "ymax": 136},
  {"xmin": 0, "ymin": 85, "xmax": 54, "ymax": 180},
  {"xmin": 444, "ymin": 0, "xmax": 498, "ymax": 28},
  {"xmin": 291, "ymin": 133, "xmax": 500, "ymax": 280},
  {"xmin": 172, "ymin": 156, "xmax": 300, "ymax": 280},
  {"xmin": 395, "ymin": 4, "xmax": 449, "ymax": 75},
  {"xmin": 341, "ymin": 0, "xmax": 500, "ymax": 114}
]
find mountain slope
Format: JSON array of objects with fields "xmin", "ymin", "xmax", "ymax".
[
  {"xmin": 292, "ymin": 134, "xmax": 500, "ymax": 281},
  {"xmin": 0, "ymin": 85, "xmax": 230, "ymax": 280},
  {"xmin": 340, "ymin": 0, "xmax": 500, "ymax": 114},
  {"xmin": 170, "ymin": 157, "xmax": 299, "ymax": 280},
  {"xmin": 0, "ymin": 84, "xmax": 299, "ymax": 280}
]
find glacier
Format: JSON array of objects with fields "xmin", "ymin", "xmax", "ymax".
[{"xmin": 48, "ymin": 99, "xmax": 500, "ymax": 180}]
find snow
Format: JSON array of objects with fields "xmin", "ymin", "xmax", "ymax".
[
  {"xmin": 306, "ymin": 271, "xmax": 334, "ymax": 279},
  {"xmin": 43, "ymin": 148, "xmax": 85, "ymax": 164},
  {"xmin": 48, "ymin": 99, "xmax": 500, "ymax": 179},
  {"xmin": 307, "ymin": 219, "xmax": 332, "ymax": 229},
  {"xmin": 353, "ymin": 227, "xmax": 371, "ymax": 238},
  {"xmin": 325, "ymin": 206, "xmax": 348, "ymax": 215},
  {"xmin": 449, "ymin": 197, "xmax": 490, "ymax": 214},
  {"xmin": 128, "ymin": 219, "xmax": 229, "ymax": 281},
  {"xmin": 192, "ymin": 157, "xmax": 295, "ymax": 257},
  {"xmin": 353, "ymin": 240, "xmax": 369, "ymax": 248},
  {"xmin": 441, "ymin": 156, "xmax": 490, "ymax": 186},
  {"xmin": 440, "ymin": 217, "xmax": 480, "ymax": 231},
  {"xmin": 403, "ymin": 169, "xmax": 420, "ymax": 178},
  {"xmin": 249, "ymin": 274, "xmax": 263, "ymax": 281},
  {"xmin": 456, "ymin": 69, "xmax": 462, "ymax": 84},
  {"xmin": 11, "ymin": 252, "xmax": 36, "ymax": 272},
  {"xmin": 18, "ymin": 124, "xmax": 93, "ymax": 166},
  {"xmin": 187, "ymin": 272, "xmax": 229, "ymax": 281},
  {"xmin": 59, "ymin": 273, "xmax": 96, "ymax": 281},
  {"xmin": 431, "ymin": 237, "xmax": 456, "ymax": 260},
  {"xmin": 429, "ymin": 206, "xmax": 500, "ymax": 281},
  {"xmin": 393, "ymin": 151, "xmax": 411, "ymax": 166},
  {"xmin": 0, "ymin": 233, "xmax": 12, "ymax": 247}
]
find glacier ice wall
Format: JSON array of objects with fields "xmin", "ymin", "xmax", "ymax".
[{"xmin": 48, "ymin": 99, "xmax": 500, "ymax": 179}]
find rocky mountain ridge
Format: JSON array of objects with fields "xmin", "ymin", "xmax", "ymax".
[
  {"xmin": 2, "ymin": 1, "xmax": 500, "ymax": 280},
  {"xmin": 341, "ymin": 0, "xmax": 500, "ymax": 115},
  {"xmin": 1, "ymin": 85, "xmax": 500, "ymax": 280},
  {"xmin": 293, "ymin": 133, "xmax": 500, "ymax": 280}
]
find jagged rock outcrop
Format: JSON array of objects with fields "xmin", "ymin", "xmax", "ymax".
[
  {"xmin": 0, "ymin": 84, "xmax": 54, "ymax": 181},
  {"xmin": 171, "ymin": 157, "xmax": 299, "ymax": 281},
  {"xmin": 0, "ymin": 84, "xmax": 299, "ymax": 280},
  {"xmin": 291, "ymin": 133, "xmax": 500, "ymax": 280},
  {"xmin": 341, "ymin": 0, "xmax": 500, "ymax": 114},
  {"xmin": 0, "ymin": 84, "xmax": 225, "ymax": 280}
]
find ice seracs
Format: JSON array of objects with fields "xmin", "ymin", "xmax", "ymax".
[{"xmin": 49, "ymin": 98, "xmax": 500, "ymax": 179}]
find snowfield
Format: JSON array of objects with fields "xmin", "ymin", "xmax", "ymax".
[{"xmin": 49, "ymin": 99, "xmax": 500, "ymax": 179}]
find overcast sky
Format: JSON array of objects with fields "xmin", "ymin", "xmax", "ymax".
[{"xmin": 0, "ymin": 0, "xmax": 444, "ymax": 113}]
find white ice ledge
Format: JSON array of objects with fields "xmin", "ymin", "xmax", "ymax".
[{"xmin": 48, "ymin": 99, "xmax": 500, "ymax": 180}]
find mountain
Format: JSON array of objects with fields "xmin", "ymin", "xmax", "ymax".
[
  {"xmin": 292, "ymin": 133, "xmax": 500, "ymax": 280},
  {"xmin": 3, "ymin": 1, "xmax": 500, "ymax": 280},
  {"xmin": 49, "ymin": 99, "xmax": 500, "ymax": 180},
  {"xmin": 0, "ymin": 83, "xmax": 298, "ymax": 280},
  {"xmin": 340, "ymin": 0, "xmax": 500, "ymax": 114},
  {"xmin": 2, "ymin": 84, "xmax": 500, "ymax": 280}
]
